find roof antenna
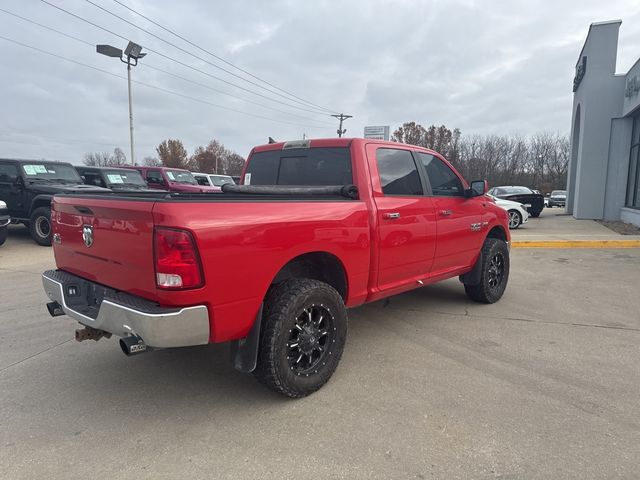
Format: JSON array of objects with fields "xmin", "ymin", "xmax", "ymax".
[{"xmin": 268, "ymin": 137, "xmax": 276, "ymax": 144}]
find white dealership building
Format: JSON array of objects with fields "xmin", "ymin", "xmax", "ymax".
[{"xmin": 567, "ymin": 20, "xmax": 640, "ymax": 226}]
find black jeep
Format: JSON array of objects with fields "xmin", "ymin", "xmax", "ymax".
[{"xmin": 0, "ymin": 159, "xmax": 109, "ymax": 246}]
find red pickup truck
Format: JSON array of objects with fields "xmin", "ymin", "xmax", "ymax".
[{"xmin": 42, "ymin": 138, "xmax": 510, "ymax": 397}]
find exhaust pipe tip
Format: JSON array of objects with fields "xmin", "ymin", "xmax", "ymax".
[
  {"xmin": 119, "ymin": 336, "xmax": 147, "ymax": 356},
  {"xmin": 46, "ymin": 301, "xmax": 64, "ymax": 317}
]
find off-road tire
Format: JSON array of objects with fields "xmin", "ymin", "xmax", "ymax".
[
  {"xmin": 530, "ymin": 210, "xmax": 541, "ymax": 218},
  {"xmin": 507, "ymin": 210, "xmax": 522, "ymax": 229},
  {"xmin": 29, "ymin": 206, "xmax": 52, "ymax": 246},
  {"xmin": 464, "ymin": 238, "xmax": 510, "ymax": 304},
  {"xmin": 0, "ymin": 227, "xmax": 7, "ymax": 246},
  {"xmin": 254, "ymin": 278, "xmax": 347, "ymax": 398}
]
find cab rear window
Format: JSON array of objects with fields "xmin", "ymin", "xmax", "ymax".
[{"xmin": 245, "ymin": 147, "xmax": 352, "ymax": 185}]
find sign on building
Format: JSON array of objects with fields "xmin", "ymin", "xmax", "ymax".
[{"xmin": 364, "ymin": 125, "xmax": 390, "ymax": 141}]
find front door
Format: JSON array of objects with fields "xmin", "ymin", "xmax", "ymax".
[
  {"xmin": 0, "ymin": 161, "xmax": 28, "ymax": 218},
  {"xmin": 415, "ymin": 152, "xmax": 485, "ymax": 274},
  {"xmin": 368, "ymin": 145, "xmax": 437, "ymax": 293}
]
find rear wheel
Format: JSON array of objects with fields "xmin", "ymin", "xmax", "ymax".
[
  {"xmin": 29, "ymin": 206, "xmax": 52, "ymax": 246},
  {"xmin": 254, "ymin": 278, "xmax": 347, "ymax": 398},
  {"xmin": 0, "ymin": 227, "xmax": 7, "ymax": 246},
  {"xmin": 507, "ymin": 210, "xmax": 522, "ymax": 229},
  {"xmin": 530, "ymin": 209, "xmax": 541, "ymax": 218},
  {"xmin": 464, "ymin": 238, "xmax": 510, "ymax": 304}
]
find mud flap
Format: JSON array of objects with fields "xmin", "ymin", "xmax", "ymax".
[
  {"xmin": 459, "ymin": 251, "xmax": 483, "ymax": 286},
  {"xmin": 230, "ymin": 304, "xmax": 263, "ymax": 373}
]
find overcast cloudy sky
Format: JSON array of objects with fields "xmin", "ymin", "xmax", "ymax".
[{"xmin": 1, "ymin": 0, "xmax": 639, "ymax": 164}]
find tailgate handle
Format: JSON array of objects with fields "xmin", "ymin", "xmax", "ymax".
[
  {"xmin": 383, "ymin": 212, "xmax": 401, "ymax": 219},
  {"xmin": 74, "ymin": 206, "xmax": 94, "ymax": 215}
]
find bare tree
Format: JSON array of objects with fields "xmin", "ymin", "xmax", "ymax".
[
  {"xmin": 83, "ymin": 148, "xmax": 128, "ymax": 166},
  {"xmin": 142, "ymin": 156, "xmax": 161, "ymax": 167}
]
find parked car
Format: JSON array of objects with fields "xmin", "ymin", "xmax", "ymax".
[
  {"xmin": 548, "ymin": 190, "xmax": 567, "ymax": 208},
  {"xmin": 488, "ymin": 194, "xmax": 529, "ymax": 229},
  {"xmin": 192, "ymin": 172, "xmax": 233, "ymax": 189},
  {"xmin": 0, "ymin": 159, "xmax": 109, "ymax": 245},
  {"xmin": 42, "ymin": 138, "xmax": 511, "ymax": 398},
  {"xmin": 487, "ymin": 186, "xmax": 545, "ymax": 217},
  {"xmin": 0, "ymin": 200, "xmax": 10, "ymax": 246},
  {"xmin": 121, "ymin": 166, "xmax": 219, "ymax": 193},
  {"xmin": 76, "ymin": 166, "xmax": 161, "ymax": 191}
]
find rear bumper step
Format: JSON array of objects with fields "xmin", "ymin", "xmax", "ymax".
[{"xmin": 42, "ymin": 270, "xmax": 210, "ymax": 348}]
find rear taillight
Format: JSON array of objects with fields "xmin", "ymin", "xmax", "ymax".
[{"xmin": 154, "ymin": 228, "xmax": 203, "ymax": 289}]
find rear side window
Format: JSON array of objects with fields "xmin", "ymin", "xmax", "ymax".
[
  {"xmin": 245, "ymin": 147, "xmax": 352, "ymax": 185},
  {"xmin": 376, "ymin": 148, "xmax": 423, "ymax": 195},
  {"xmin": 417, "ymin": 153, "xmax": 463, "ymax": 197}
]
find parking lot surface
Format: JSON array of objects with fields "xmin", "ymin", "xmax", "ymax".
[{"xmin": 1, "ymin": 223, "xmax": 639, "ymax": 479}]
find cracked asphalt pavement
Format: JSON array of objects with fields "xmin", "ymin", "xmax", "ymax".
[{"xmin": 1, "ymin": 224, "xmax": 639, "ymax": 479}]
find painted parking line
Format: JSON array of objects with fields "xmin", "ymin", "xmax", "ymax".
[{"xmin": 512, "ymin": 240, "xmax": 640, "ymax": 248}]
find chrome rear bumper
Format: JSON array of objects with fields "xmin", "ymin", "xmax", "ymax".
[{"xmin": 42, "ymin": 270, "xmax": 210, "ymax": 348}]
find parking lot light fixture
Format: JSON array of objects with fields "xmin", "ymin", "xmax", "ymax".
[{"xmin": 96, "ymin": 42, "xmax": 146, "ymax": 165}]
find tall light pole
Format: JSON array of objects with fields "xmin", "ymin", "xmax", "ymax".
[{"xmin": 97, "ymin": 41, "xmax": 146, "ymax": 165}]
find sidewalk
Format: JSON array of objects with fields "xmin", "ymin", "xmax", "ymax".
[{"xmin": 510, "ymin": 208, "xmax": 640, "ymax": 248}]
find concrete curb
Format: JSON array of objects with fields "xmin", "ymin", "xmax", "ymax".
[{"xmin": 512, "ymin": 240, "xmax": 640, "ymax": 248}]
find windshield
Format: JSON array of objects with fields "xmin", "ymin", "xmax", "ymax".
[
  {"xmin": 165, "ymin": 169, "xmax": 197, "ymax": 185},
  {"xmin": 500, "ymin": 186, "xmax": 533, "ymax": 195},
  {"xmin": 209, "ymin": 175, "xmax": 235, "ymax": 186},
  {"xmin": 551, "ymin": 190, "xmax": 566, "ymax": 196},
  {"xmin": 22, "ymin": 163, "xmax": 81, "ymax": 182},
  {"xmin": 103, "ymin": 169, "xmax": 147, "ymax": 186}
]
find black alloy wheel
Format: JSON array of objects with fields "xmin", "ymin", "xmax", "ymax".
[
  {"xmin": 254, "ymin": 278, "xmax": 347, "ymax": 398},
  {"xmin": 287, "ymin": 304, "xmax": 336, "ymax": 376},
  {"xmin": 464, "ymin": 237, "xmax": 510, "ymax": 304}
]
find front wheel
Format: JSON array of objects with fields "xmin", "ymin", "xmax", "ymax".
[
  {"xmin": 464, "ymin": 238, "xmax": 510, "ymax": 304},
  {"xmin": 0, "ymin": 227, "xmax": 7, "ymax": 246},
  {"xmin": 29, "ymin": 206, "xmax": 52, "ymax": 246},
  {"xmin": 507, "ymin": 210, "xmax": 522, "ymax": 229},
  {"xmin": 254, "ymin": 278, "xmax": 347, "ymax": 398},
  {"xmin": 530, "ymin": 210, "xmax": 541, "ymax": 218}
]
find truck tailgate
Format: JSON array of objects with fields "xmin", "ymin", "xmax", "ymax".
[{"xmin": 52, "ymin": 196, "xmax": 158, "ymax": 300}]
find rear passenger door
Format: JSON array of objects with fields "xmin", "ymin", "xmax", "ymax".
[
  {"xmin": 368, "ymin": 145, "xmax": 437, "ymax": 292},
  {"xmin": 416, "ymin": 152, "xmax": 485, "ymax": 274}
]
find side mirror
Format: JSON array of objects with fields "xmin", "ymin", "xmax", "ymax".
[{"xmin": 466, "ymin": 180, "xmax": 487, "ymax": 198}]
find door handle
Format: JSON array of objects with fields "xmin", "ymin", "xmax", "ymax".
[
  {"xmin": 439, "ymin": 210, "xmax": 453, "ymax": 217},
  {"xmin": 383, "ymin": 212, "xmax": 401, "ymax": 219}
]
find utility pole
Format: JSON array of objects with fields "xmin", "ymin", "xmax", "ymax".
[{"xmin": 331, "ymin": 113, "xmax": 352, "ymax": 138}]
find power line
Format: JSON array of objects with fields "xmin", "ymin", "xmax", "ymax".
[
  {"xmin": 84, "ymin": 0, "xmax": 335, "ymax": 114},
  {"xmin": 0, "ymin": 7, "xmax": 333, "ymax": 126},
  {"xmin": 0, "ymin": 35, "xmax": 334, "ymax": 130},
  {"xmin": 110, "ymin": 0, "xmax": 336, "ymax": 114},
  {"xmin": 38, "ymin": 0, "xmax": 333, "ymax": 116}
]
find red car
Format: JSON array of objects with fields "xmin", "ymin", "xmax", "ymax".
[
  {"xmin": 42, "ymin": 138, "xmax": 510, "ymax": 397},
  {"xmin": 121, "ymin": 166, "xmax": 220, "ymax": 193}
]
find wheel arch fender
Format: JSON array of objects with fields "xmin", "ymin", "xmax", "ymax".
[
  {"xmin": 231, "ymin": 250, "xmax": 348, "ymax": 374},
  {"xmin": 461, "ymin": 224, "xmax": 508, "ymax": 286},
  {"xmin": 29, "ymin": 195, "xmax": 53, "ymax": 215},
  {"xmin": 269, "ymin": 251, "xmax": 348, "ymax": 301}
]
